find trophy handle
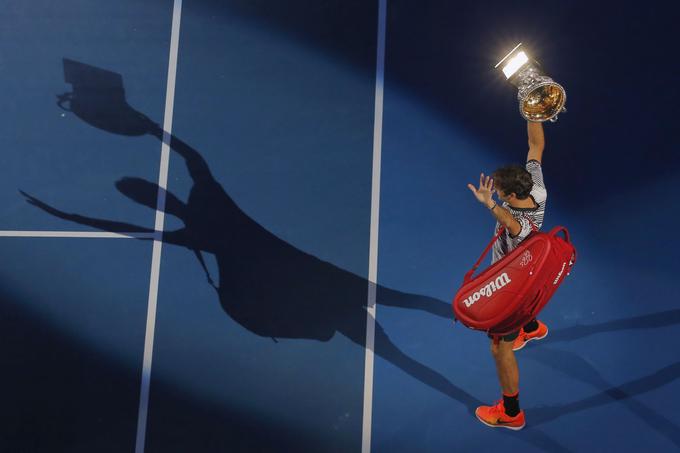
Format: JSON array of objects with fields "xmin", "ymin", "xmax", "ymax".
[
  {"xmin": 548, "ymin": 106, "xmax": 567, "ymax": 123},
  {"xmin": 56, "ymin": 92, "xmax": 73, "ymax": 112}
]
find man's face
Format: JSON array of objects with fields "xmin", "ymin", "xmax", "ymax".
[{"xmin": 496, "ymin": 187, "xmax": 513, "ymax": 203}]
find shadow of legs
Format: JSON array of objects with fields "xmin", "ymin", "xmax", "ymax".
[
  {"xmin": 527, "ymin": 348, "xmax": 680, "ymax": 447},
  {"xmin": 546, "ymin": 309, "xmax": 680, "ymax": 344}
]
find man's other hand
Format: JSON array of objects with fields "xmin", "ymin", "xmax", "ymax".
[{"xmin": 467, "ymin": 173, "xmax": 495, "ymax": 208}]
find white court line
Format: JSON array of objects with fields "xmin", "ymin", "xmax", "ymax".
[
  {"xmin": 0, "ymin": 231, "xmax": 156, "ymax": 239},
  {"xmin": 134, "ymin": 1, "xmax": 183, "ymax": 452},
  {"xmin": 362, "ymin": 1, "xmax": 387, "ymax": 452}
]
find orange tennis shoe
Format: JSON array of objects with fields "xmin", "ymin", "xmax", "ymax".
[
  {"xmin": 512, "ymin": 320, "xmax": 548, "ymax": 351},
  {"xmin": 475, "ymin": 400, "xmax": 525, "ymax": 430}
]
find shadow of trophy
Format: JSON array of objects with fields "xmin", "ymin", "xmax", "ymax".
[
  {"xmin": 57, "ymin": 58, "xmax": 156, "ymax": 135},
  {"xmin": 496, "ymin": 43, "xmax": 567, "ymax": 123}
]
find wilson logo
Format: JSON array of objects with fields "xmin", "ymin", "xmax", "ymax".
[
  {"xmin": 553, "ymin": 262, "xmax": 567, "ymax": 285},
  {"xmin": 463, "ymin": 273, "xmax": 512, "ymax": 308}
]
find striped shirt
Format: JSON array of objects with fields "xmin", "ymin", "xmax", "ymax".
[{"xmin": 491, "ymin": 160, "xmax": 546, "ymax": 264}]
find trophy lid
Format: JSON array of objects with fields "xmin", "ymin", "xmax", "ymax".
[{"xmin": 495, "ymin": 43, "xmax": 530, "ymax": 79}]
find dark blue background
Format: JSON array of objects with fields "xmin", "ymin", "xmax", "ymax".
[{"xmin": 2, "ymin": 1, "xmax": 679, "ymax": 452}]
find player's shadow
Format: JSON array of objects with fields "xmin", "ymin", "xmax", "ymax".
[{"xmin": 27, "ymin": 58, "xmax": 484, "ymax": 409}]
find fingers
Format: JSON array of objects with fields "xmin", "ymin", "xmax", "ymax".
[
  {"xmin": 19, "ymin": 190, "xmax": 36, "ymax": 203},
  {"xmin": 467, "ymin": 183, "xmax": 477, "ymax": 194},
  {"xmin": 478, "ymin": 173, "xmax": 494, "ymax": 190},
  {"xmin": 19, "ymin": 190, "xmax": 68, "ymax": 217},
  {"xmin": 24, "ymin": 195, "xmax": 46, "ymax": 209}
]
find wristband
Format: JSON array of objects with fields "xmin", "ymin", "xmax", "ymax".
[{"xmin": 489, "ymin": 202, "xmax": 497, "ymax": 211}]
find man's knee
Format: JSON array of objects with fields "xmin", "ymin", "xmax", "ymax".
[
  {"xmin": 490, "ymin": 339, "xmax": 514, "ymax": 358},
  {"xmin": 490, "ymin": 340, "xmax": 500, "ymax": 357}
]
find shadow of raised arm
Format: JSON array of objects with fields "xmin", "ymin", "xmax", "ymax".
[{"xmin": 20, "ymin": 189, "xmax": 191, "ymax": 246}]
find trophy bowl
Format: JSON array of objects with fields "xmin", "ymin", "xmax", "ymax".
[{"xmin": 496, "ymin": 44, "xmax": 567, "ymax": 122}]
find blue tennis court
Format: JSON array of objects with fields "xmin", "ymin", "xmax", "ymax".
[{"xmin": 2, "ymin": 1, "xmax": 679, "ymax": 452}]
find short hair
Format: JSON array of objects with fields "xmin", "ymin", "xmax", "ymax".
[{"xmin": 492, "ymin": 165, "xmax": 533, "ymax": 199}]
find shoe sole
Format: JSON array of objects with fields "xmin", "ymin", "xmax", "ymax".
[
  {"xmin": 512, "ymin": 326, "xmax": 549, "ymax": 351},
  {"xmin": 476, "ymin": 414, "xmax": 525, "ymax": 431}
]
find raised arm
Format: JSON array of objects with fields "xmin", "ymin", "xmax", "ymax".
[{"xmin": 527, "ymin": 121, "xmax": 545, "ymax": 163}]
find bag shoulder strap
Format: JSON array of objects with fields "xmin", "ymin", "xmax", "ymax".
[
  {"xmin": 463, "ymin": 215, "xmax": 539, "ymax": 284},
  {"xmin": 463, "ymin": 226, "xmax": 506, "ymax": 283}
]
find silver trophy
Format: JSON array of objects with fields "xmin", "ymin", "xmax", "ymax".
[{"xmin": 495, "ymin": 43, "xmax": 567, "ymax": 122}]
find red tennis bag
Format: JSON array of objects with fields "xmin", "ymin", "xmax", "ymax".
[{"xmin": 453, "ymin": 225, "xmax": 576, "ymax": 337}]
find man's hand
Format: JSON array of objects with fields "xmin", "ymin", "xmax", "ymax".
[
  {"xmin": 467, "ymin": 176, "xmax": 522, "ymax": 236},
  {"xmin": 467, "ymin": 173, "xmax": 495, "ymax": 209}
]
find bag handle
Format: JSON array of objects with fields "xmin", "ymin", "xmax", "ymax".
[
  {"xmin": 550, "ymin": 225, "xmax": 570, "ymax": 243},
  {"xmin": 463, "ymin": 216, "xmax": 538, "ymax": 284}
]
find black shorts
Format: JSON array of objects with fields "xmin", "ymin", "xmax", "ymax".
[
  {"xmin": 487, "ymin": 330, "xmax": 519, "ymax": 342},
  {"xmin": 487, "ymin": 319, "xmax": 538, "ymax": 342}
]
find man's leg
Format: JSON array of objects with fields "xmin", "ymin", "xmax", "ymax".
[
  {"xmin": 475, "ymin": 335, "xmax": 526, "ymax": 430},
  {"xmin": 492, "ymin": 338, "xmax": 519, "ymax": 395}
]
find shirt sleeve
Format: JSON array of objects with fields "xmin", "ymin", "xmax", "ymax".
[
  {"xmin": 526, "ymin": 160, "xmax": 545, "ymax": 190},
  {"xmin": 509, "ymin": 216, "xmax": 533, "ymax": 240},
  {"xmin": 527, "ymin": 159, "xmax": 547, "ymax": 204}
]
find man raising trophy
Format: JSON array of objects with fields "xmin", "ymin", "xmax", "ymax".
[{"xmin": 465, "ymin": 44, "xmax": 567, "ymax": 430}]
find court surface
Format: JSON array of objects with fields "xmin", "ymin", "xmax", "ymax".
[{"xmin": 2, "ymin": 1, "xmax": 679, "ymax": 452}]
